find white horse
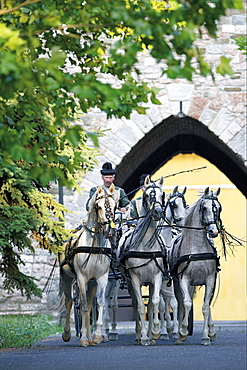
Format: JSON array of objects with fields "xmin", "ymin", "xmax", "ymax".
[
  {"xmin": 169, "ymin": 187, "xmax": 221, "ymax": 345},
  {"xmin": 117, "ymin": 175, "xmax": 166, "ymax": 346},
  {"xmin": 59, "ymin": 184, "xmax": 117, "ymax": 347},
  {"xmin": 159, "ymin": 186, "xmax": 187, "ymax": 340},
  {"xmin": 92, "ymin": 209, "xmax": 130, "ymax": 342}
]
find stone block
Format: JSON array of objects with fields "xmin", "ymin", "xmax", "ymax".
[
  {"xmin": 221, "ymin": 25, "xmax": 236, "ymax": 33},
  {"xmin": 112, "ymin": 117, "xmax": 144, "ymax": 146},
  {"xmin": 209, "ymin": 107, "xmax": 236, "ymax": 136},
  {"xmin": 228, "ymin": 127, "xmax": 247, "ymax": 160},
  {"xmin": 188, "ymin": 97, "xmax": 209, "ymax": 119},
  {"xmin": 220, "ymin": 120, "xmax": 242, "ymax": 143},
  {"xmin": 166, "ymin": 83, "xmax": 194, "ymax": 101},
  {"xmin": 146, "ymin": 104, "xmax": 163, "ymax": 125},
  {"xmin": 232, "ymin": 15, "xmax": 246, "ymax": 25},
  {"xmin": 130, "ymin": 110, "xmax": 154, "ymax": 134},
  {"xmin": 200, "ymin": 107, "xmax": 217, "ymax": 126}
]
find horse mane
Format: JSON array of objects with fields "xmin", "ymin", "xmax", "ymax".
[
  {"xmin": 184, "ymin": 196, "xmax": 201, "ymax": 226},
  {"xmin": 86, "ymin": 191, "xmax": 98, "ymax": 228}
]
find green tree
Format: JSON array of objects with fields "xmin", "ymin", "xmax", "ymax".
[{"xmin": 0, "ymin": 0, "xmax": 242, "ymax": 298}]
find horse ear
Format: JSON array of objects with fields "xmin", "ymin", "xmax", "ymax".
[
  {"xmin": 182, "ymin": 186, "xmax": 187, "ymax": 195},
  {"xmin": 98, "ymin": 185, "xmax": 103, "ymax": 194},
  {"xmin": 144, "ymin": 175, "xmax": 150, "ymax": 186},
  {"xmin": 159, "ymin": 176, "xmax": 164, "ymax": 187},
  {"xmin": 108, "ymin": 183, "xmax": 115, "ymax": 194},
  {"xmin": 214, "ymin": 188, "xmax": 221, "ymax": 197},
  {"xmin": 204, "ymin": 187, "xmax": 210, "ymax": 196},
  {"xmin": 173, "ymin": 185, "xmax": 178, "ymax": 195}
]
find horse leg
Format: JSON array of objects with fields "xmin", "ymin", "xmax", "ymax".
[
  {"xmin": 147, "ymin": 287, "xmax": 153, "ymax": 339},
  {"xmin": 86, "ymin": 280, "xmax": 97, "ymax": 346},
  {"xmin": 159, "ymin": 295, "xmax": 169, "ymax": 340},
  {"xmin": 173, "ymin": 277, "xmax": 186, "ymax": 344},
  {"xmin": 170, "ymin": 294, "xmax": 179, "ymax": 337},
  {"xmin": 201, "ymin": 279, "xmax": 216, "ymax": 346},
  {"xmin": 178, "ymin": 277, "xmax": 193, "ymax": 341},
  {"xmin": 102, "ymin": 280, "xmax": 111, "ymax": 342},
  {"xmin": 109, "ymin": 279, "xmax": 120, "ymax": 341},
  {"xmin": 60, "ymin": 273, "xmax": 73, "ymax": 342},
  {"xmin": 151, "ymin": 275, "xmax": 162, "ymax": 341},
  {"xmin": 76, "ymin": 274, "xmax": 91, "ymax": 347},
  {"xmin": 131, "ymin": 275, "xmax": 150, "ymax": 346},
  {"xmin": 93, "ymin": 273, "xmax": 109, "ymax": 344}
]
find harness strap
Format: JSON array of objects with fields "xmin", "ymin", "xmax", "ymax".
[
  {"xmin": 120, "ymin": 250, "xmax": 165, "ymax": 264},
  {"xmin": 170, "ymin": 252, "xmax": 220, "ymax": 277},
  {"xmin": 73, "ymin": 246, "xmax": 112, "ymax": 257}
]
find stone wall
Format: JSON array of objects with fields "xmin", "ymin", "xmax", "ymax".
[
  {"xmin": 0, "ymin": 249, "xmax": 60, "ymax": 317},
  {"xmin": 0, "ymin": 5, "xmax": 246, "ymax": 316}
]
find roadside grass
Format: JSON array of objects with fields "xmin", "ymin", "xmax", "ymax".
[{"xmin": 0, "ymin": 314, "xmax": 63, "ymax": 349}]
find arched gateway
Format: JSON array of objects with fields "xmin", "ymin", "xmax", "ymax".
[{"xmin": 115, "ymin": 115, "xmax": 247, "ymax": 199}]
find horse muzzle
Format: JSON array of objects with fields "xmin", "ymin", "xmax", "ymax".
[{"xmin": 207, "ymin": 224, "xmax": 219, "ymax": 238}]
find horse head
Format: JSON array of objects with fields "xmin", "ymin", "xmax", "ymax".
[
  {"xmin": 94, "ymin": 184, "xmax": 116, "ymax": 238},
  {"xmin": 164, "ymin": 185, "xmax": 188, "ymax": 227},
  {"xmin": 143, "ymin": 175, "xmax": 164, "ymax": 221},
  {"xmin": 200, "ymin": 187, "xmax": 221, "ymax": 238}
]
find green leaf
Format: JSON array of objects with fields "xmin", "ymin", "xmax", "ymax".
[{"xmin": 216, "ymin": 56, "xmax": 234, "ymax": 76}]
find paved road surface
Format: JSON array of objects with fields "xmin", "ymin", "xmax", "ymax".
[{"xmin": 0, "ymin": 322, "xmax": 246, "ymax": 370}]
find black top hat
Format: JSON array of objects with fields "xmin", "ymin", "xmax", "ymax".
[
  {"xmin": 139, "ymin": 174, "xmax": 149, "ymax": 186},
  {"xmin": 100, "ymin": 162, "xmax": 116, "ymax": 175}
]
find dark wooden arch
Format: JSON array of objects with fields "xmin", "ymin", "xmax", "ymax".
[{"xmin": 115, "ymin": 115, "xmax": 247, "ymax": 199}]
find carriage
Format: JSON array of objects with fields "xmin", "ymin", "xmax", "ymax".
[{"xmin": 59, "ymin": 176, "xmax": 223, "ymax": 346}]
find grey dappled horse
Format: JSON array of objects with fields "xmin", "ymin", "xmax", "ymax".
[
  {"xmin": 169, "ymin": 187, "xmax": 221, "ymax": 345},
  {"xmin": 159, "ymin": 186, "xmax": 188, "ymax": 340},
  {"xmin": 117, "ymin": 176, "xmax": 166, "ymax": 346},
  {"xmin": 59, "ymin": 185, "xmax": 117, "ymax": 347}
]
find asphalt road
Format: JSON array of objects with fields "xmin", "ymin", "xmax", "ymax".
[{"xmin": 0, "ymin": 322, "xmax": 246, "ymax": 370}]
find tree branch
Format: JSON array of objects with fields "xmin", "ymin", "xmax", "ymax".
[{"xmin": 0, "ymin": 0, "xmax": 41, "ymax": 15}]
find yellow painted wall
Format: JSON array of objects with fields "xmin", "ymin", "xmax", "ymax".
[{"xmin": 139, "ymin": 153, "xmax": 246, "ymax": 321}]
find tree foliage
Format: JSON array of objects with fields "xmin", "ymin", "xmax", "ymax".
[{"xmin": 0, "ymin": 0, "xmax": 242, "ymax": 298}]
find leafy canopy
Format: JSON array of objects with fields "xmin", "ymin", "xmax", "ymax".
[{"xmin": 0, "ymin": 0, "xmax": 242, "ymax": 298}]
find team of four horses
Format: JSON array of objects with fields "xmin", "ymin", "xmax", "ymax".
[{"xmin": 59, "ymin": 176, "xmax": 222, "ymax": 347}]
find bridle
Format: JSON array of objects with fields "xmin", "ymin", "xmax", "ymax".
[
  {"xmin": 143, "ymin": 182, "xmax": 163, "ymax": 218},
  {"xmin": 94, "ymin": 190, "xmax": 116, "ymax": 235},
  {"xmin": 164, "ymin": 191, "xmax": 188, "ymax": 224},
  {"xmin": 200, "ymin": 194, "xmax": 221, "ymax": 229}
]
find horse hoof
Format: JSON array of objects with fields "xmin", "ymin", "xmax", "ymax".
[
  {"xmin": 134, "ymin": 338, "xmax": 141, "ymax": 345},
  {"xmin": 80, "ymin": 339, "xmax": 89, "ymax": 347},
  {"xmin": 103, "ymin": 335, "xmax": 109, "ymax": 342},
  {"xmin": 109, "ymin": 333, "xmax": 118, "ymax": 341},
  {"xmin": 88, "ymin": 340, "xmax": 95, "ymax": 346},
  {"xmin": 209, "ymin": 333, "xmax": 216, "ymax": 342},
  {"xmin": 175, "ymin": 338, "xmax": 183, "ymax": 345},
  {"xmin": 141, "ymin": 339, "xmax": 151, "ymax": 346},
  {"xmin": 160, "ymin": 334, "xmax": 169, "ymax": 341},
  {"xmin": 152, "ymin": 333, "xmax": 160, "ymax": 340},
  {"xmin": 93, "ymin": 334, "xmax": 102, "ymax": 344},
  {"xmin": 62, "ymin": 331, "xmax": 71, "ymax": 342},
  {"xmin": 168, "ymin": 327, "xmax": 174, "ymax": 334},
  {"xmin": 201, "ymin": 338, "xmax": 211, "ymax": 346},
  {"xmin": 150, "ymin": 339, "xmax": 156, "ymax": 345}
]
